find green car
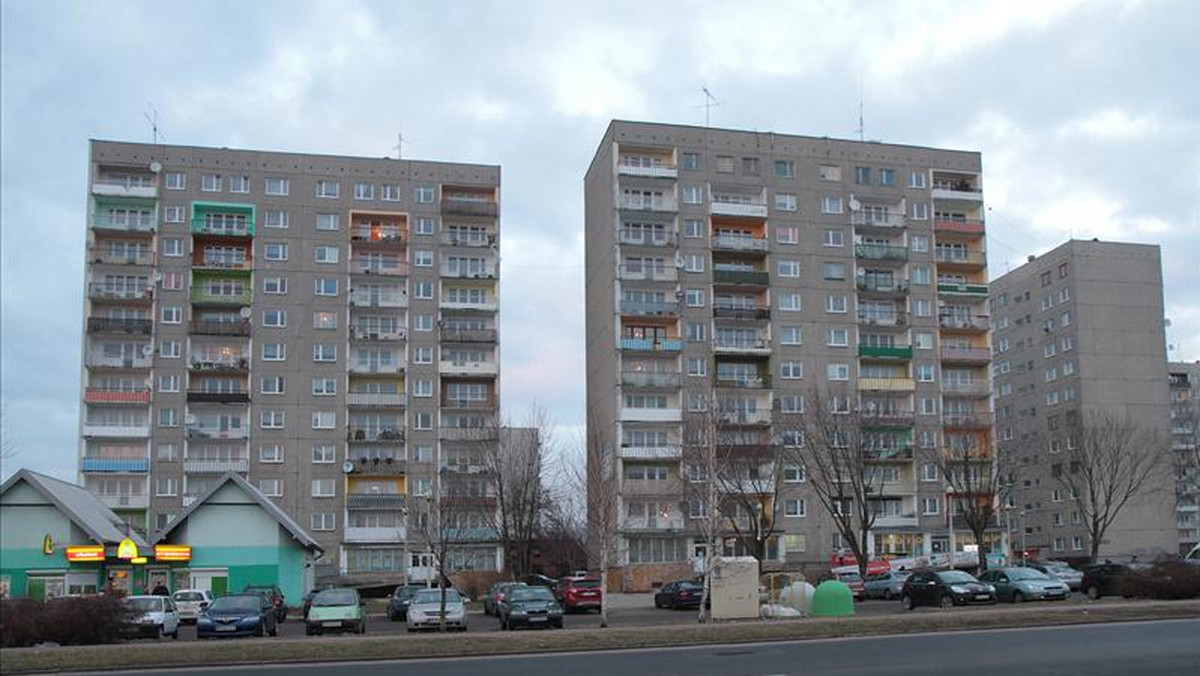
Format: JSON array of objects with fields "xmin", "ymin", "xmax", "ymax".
[{"xmin": 305, "ymin": 588, "xmax": 366, "ymax": 635}]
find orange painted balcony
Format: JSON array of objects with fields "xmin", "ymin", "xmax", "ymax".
[{"xmin": 84, "ymin": 388, "xmax": 150, "ymax": 404}]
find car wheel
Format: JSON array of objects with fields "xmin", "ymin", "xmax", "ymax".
[
  {"xmin": 901, "ymin": 594, "xmax": 914, "ymax": 611},
  {"xmin": 256, "ymin": 624, "xmax": 264, "ymax": 637},
  {"xmin": 387, "ymin": 610, "xmax": 396, "ymax": 622},
  {"xmin": 306, "ymin": 626, "xmax": 314, "ymax": 636},
  {"xmin": 1086, "ymin": 585, "xmax": 1100, "ymax": 600},
  {"xmin": 1012, "ymin": 591, "xmax": 1024, "ymax": 604},
  {"xmin": 171, "ymin": 626, "xmax": 179, "ymax": 639},
  {"xmin": 939, "ymin": 594, "xmax": 955, "ymax": 610},
  {"xmin": 883, "ymin": 590, "xmax": 893, "ymax": 601},
  {"xmin": 269, "ymin": 623, "xmax": 278, "ymax": 637}
]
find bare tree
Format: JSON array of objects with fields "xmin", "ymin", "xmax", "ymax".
[
  {"xmin": 681, "ymin": 392, "xmax": 723, "ymax": 623},
  {"xmin": 411, "ymin": 493, "xmax": 458, "ymax": 631},
  {"xmin": 563, "ymin": 418, "xmax": 620, "ymax": 628},
  {"xmin": 920, "ymin": 426, "xmax": 1009, "ymax": 572},
  {"xmin": 1054, "ymin": 411, "xmax": 1169, "ymax": 563},
  {"xmin": 0, "ymin": 397, "xmax": 16, "ymax": 463},
  {"xmin": 477, "ymin": 410, "xmax": 550, "ymax": 577},
  {"xmin": 780, "ymin": 392, "xmax": 887, "ymax": 579}
]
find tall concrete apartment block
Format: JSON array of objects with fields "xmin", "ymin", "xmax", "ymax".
[
  {"xmin": 584, "ymin": 121, "xmax": 993, "ymax": 590},
  {"xmin": 79, "ymin": 140, "xmax": 502, "ymax": 580},
  {"xmin": 990, "ymin": 240, "xmax": 1175, "ymax": 560},
  {"xmin": 1168, "ymin": 361, "xmax": 1200, "ymax": 554}
]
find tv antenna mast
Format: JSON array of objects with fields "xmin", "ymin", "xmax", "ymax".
[
  {"xmin": 855, "ymin": 97, "xmax": 865, "ymax": 141},
  {"xmin": 144, "ymin": 104, "xmax": 164, "ymax": 144},
  {"xmin": 700, "ymin": 87, "xmax": 721, "ymax": 128},
  {"xmin": 394, "ymin": 132, "xmax": 407, "ymax": 160}
]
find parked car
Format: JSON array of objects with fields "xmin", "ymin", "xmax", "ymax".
[
  {"xmin": 978, "ymin": 567, "xmax": 1070, "ymax": 603},
  {"xmin": 1183, "ymin": 543, "xmax": 1200, "ymax": 566},
  {"xmin": 497, "ymin": 585, "xmax": 564, "ymax": 630},
  {"xmin": 519, "ymin": 573, "xmax": 558, "ymax": 588},
  {"xmin": 197, "ymin": 593, "xmax": 278, "ymax": 638},
  {"xmin": 243, "ymin": 584, "xmax": 287, "ymax": 622},
  {"xmin": 484, "ymin": 581, "xmax": 526, "ymax": 616},
  {"xmin": 863, "ymin": 571, "xmax": 912, "ymax": 600},
  {"xmin": 1021, "ymin": 561, "xmax": 1084, "ymax": 591},
  {"xmin": 406, "ymin": 588, "xmax": 468, "ymax": 632},
  {"xmin": 171, "ymin": 589, "xmax": 213, "ymax": 623},
  {"xmin": 305, "ymin": 588, "xmax": 366, "ymax": 635},
  {"xmin": 819, "ymin": 570, "xmax": 866, "ymax": 600},
  {"xmin": 387, "ymin": 584, "xmax": 428, "ymax": 621},
  {"xmin": 900, "ymin": 569, "xmax": 996, "ymax": 610},
  {"xmin": 654, "ymin": 580, "xmax": 705, "ymax": 610},
  {"xmin": 554, "ymin": 577, "xmax": 602, "ymax": 613},
  {"xmin": 122, "ymin": 595, "xmax": 180, "ymax": 639},
  {"xmin": 1080, "ymin": 562, "xmax": 1134, "ymax": 599},
  {"xmin": 301, "ymin": 589, "xmax": 320, "ymax": 619}
]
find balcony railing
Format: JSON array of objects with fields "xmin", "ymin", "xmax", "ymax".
[
  {"xmin": 194, "ymin": 255, "xmax": 252, "ymax": 271},
  {"xmin": 873, "ymin": 514, "xmax": 920, "ymax": 529},
  {"xmin": 857, "ymin": 279, "xmax": 910, "ymax": 294},
  {"xmin": 440, "ymin": 232, "xmax": 494, "ymax": 247},
  {"xmin": 190, "ymin": 218, "xmax": 255, "ymax": 237},
  {"xmin": 935, "ymin": 250, "xmax": 987, "ymax": 267},
  {"xmin": 91, "ymin": 251, "xmax": 155, "ymax": 266},
  {"xmin": 858, "ymin": 377, "xmax": 916, "ymax": 392},
  {"xmin": 96, "ymin": 493, "xmax": 149, "ymax": 509},
  {"xmin": 712, "ymin": 235, "xmax": 769, "ymax": 252},
  {"xmin": 618, "ymin": 195, "xmax": 678, "ymax": 212},
  {"xmin": 712, "ymin": 269, "xmax": 770, "ymax": 285},
  {"xmin": 81, "ymin": 457, "xmax": 149, "ymax": 473},
  {"xmin": 84, "ymin": 388, "xmax": 151, "ymax": 404},
  {"xmin": 440, "ymin": 328, "xmax": 498, "ymax": 343},
  {"xmin": 86, "ymin": 354, "xmax": 152, "ymax": 370},
  {"xmin": 349, "ymin": 428, "xmax": 406, "ymax": 442},
  {"xmin": 617, "ymin": 163, "xmax": 678, "ymax": 178},
  {"xmin": 712, "ymin": 337, "xmax": 771, "ymax": 354},
  {"xmin": 82, "ymin": 423, "xmax": 151, "ymax": 438},
  {"xmin": 346, "ymin": 493, "xmax": 407, "ymax": 510},
  {"xmin": 618, "ymin": 231, "xmax": 676, "ymax": 247},
  {"xmin": 931, "ymin": 183, "xmax": 984, "ymax": 201},
  {"xmin": 717, "ymin": 410, "xmax": 772, "ymax": 426},
  {"xmin": 943, "ymin": 413, "xmax": 992, "ymax": 428},
  {"xmin": 860, "ymin": 410, "xmax": 916, "ymax": 426},
  {"xmin": 617, "ymin": 265, "xmax": 676, "ymax": 282},
  {"xmin": 440, "ymin": 198, "xmax": 498, "ymax": 217},
  {"xmin": 623, "ymin": 517, "xmax": 686, "ymax": 532},
  {"xmin": 440, "ymin": 265, "xmax": 497, "ymax": 280},
  {"xmin": 620, "ymin": 407, "xmax": 683, "ymax": 423},
  {"xmin": 440, "ymin": 361, "xmax": 499, "ymax": 376},
  {"xmin": 87, "ymin": 317, "xmax": 152, "ymax": 335},
  {"xmin": 621, "ymin": 372, "xmax": 682, "ymax": 388},
  {"xmin": 934, "ymin": 219, "xmax": 986, "ymax": 235},
  {"xmin": 619, "ymin": 338, "xmax": 683, "ymax": 352},
  {"xmin": 620, "ymin": 300, "xmax": 679, "ymax": 316},
  {"xmin": 91, "ymin": 213, "xmax": 156, "ymax": 232},
  {"xmin": 184, "ymin": 459, "xmax": 250, "ymax": 474},
  {"xmin": 941, "ymin": 381, "xmax": 991, "ymax": 396},
  {"xmin": 346, "ymin": 458, "xmax": 407, "ymax": 476},
  {"xmin": 939, "ymin": 315, "xmax": 989, "ymax": 332},
  {"xmin": 441, "ymin": 397, "xmax": 495, "ymax": 410},
  {"xmin": 712, "ymin": 304, "xmax": 770, "ymax": 320},
  {"xmin": 710, "ymin": 201, "xmax": 768, "ymax": 218},
  {"xmin": 347, "ymin": 392, "xmax": 407, "ymax": 407},
  {"xmin": 344, "ymin": 525, "xmax": 408, "ymax": 542},
  {"xmin": 189, "ymin": 357, "xmax": 250, "ymax": 372},
  {"xmin": 186, "ymin": 390, "xmax": 250, "ymax": 404},
  {"xmin": 855, "ymin": 244, "xmax": 908, "ymax": 262},
  {"xmin": 714, "ymin": 376, "xmax": 771, "ymax": 389},
  {"xmin": 349, "ymin": 290, "xmax": 408, "ymax": 308},
  {"xmin": 858, "ymin": 345, "xmax": 913, "ymax": 360},
  {"xmin": 937, "ymin": 282, "xmax": 989, "ymax": 296},
  {"xmin": 619, "ymin": 445, "xmax": 683, "ymax": 459},
  {"xmin": 350, "ymin": 326, "xmax": 406, "ymax": 342},
  {"xmin": 857, "ymin": 312, "xmax": 908, "ymax": 328},
  {"xmin": 88, "ymin": 284, "xmax": 152, "ymax": 301},
  {"xmin": 91, "ymin": 178, "xmax": 157, "ymax": 198},
  {"xmin": 352, "ymin": 261, "xmax": 409, "ymax": 276},
  {"xmin": 348, "ymin": 362, "xmax": 404, "ymax": 375},
  {"xmin": 186, "ymin": 426, "xmax": 249, "ymax": 440},
  {"xmin": 439, "ymin": 427, "xmax": 498, "ymax": 441},
  {"xmin": 940, "ymin": 346, "xmax": 991, "ymax": 363},
  {"xmin": 189, "ymin": 320, "xmax": 251, "ymax": 336},
  {"xmin": 851, "ymin": 212, "xmax": 906, "ymax": 229},
  {"xmin": 191, "ymin": 288, "xmax": 252, "ymax": 305},
  {"xmin": 352, "ymin": 226, "xmax": 407, "ymax": 244}
]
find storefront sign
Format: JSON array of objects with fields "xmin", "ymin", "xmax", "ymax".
[
  {"xmin": 117, "ymin": 538, "xmax": 139, "ymax": 560},
  {"xmin": 154, "ymin": 544, "xmax": 192, "ymax": 562},
  {"xmin": 65, "ymin": 545, "xmax": 105, "ymax": 562},
  {"xmin": 130, "ymin": 557, "xmax": 148, "ymax": 564},
  {"xmin": 42, "ymin": 534, "xmax": 54, "ymax": 555}
]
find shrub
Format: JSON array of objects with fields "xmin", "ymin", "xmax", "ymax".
[
  {"xmin": 1, "ymin": 599, "xmax": 42, "ymax": 647},
  {"xmin": 0, "ymin": 596, "xmax": 132, "ymax": 647},
  {"xmin": 1120, "ymin": 562, "xmax": 1200, "ymax": 600},
  {"xmin": 452, "ymin": 570, "xmax": 503, "ymax": 602}
]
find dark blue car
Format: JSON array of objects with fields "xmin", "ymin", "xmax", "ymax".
[{"xmin": 197, "ymin": 594, "xmax": 277, "ymax": 638}]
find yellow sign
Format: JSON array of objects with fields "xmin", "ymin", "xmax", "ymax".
[
  {"xmin": 65, "ymin": 545, "xmax": 105, "ymax": 562},
  {"xmin": 43, "ymin": 534, "xmax": 54, "ymax": 555},
  {"xmin": 117, "ymin": 538, "xmax": 139, "ymax": 560},
  {"xmin": 154, "ymin": 544, "xmax": 192, "ymax": 562},
  {"xmin": 130, "ymin": 557, "xmax": 148, "ymax": 565}
]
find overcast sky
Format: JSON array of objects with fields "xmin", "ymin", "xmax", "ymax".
[{"xmin": 1, "ymin": 0, "xmax": 1197, "ymax": 482}]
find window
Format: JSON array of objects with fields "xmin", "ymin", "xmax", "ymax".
[
  {"xmin": 414, "ymin": 250, "xmax": 433, "ymax": 267},
  {"xmin": 163, "ymin": 205, "xmax": 184, "ymax": 223},
  {"xmin": 353, "ymin": 182, "xmax": 375, "ymax": 200},
  {"xmin": 921, "ymin": 498, "xmax": 940, "ymax": 515},
  {"xmin": 915, "ymin": 332, "xmax": 934, "ymax": 349},
  {"xmin": 684, "ymin": 254, "xmax": 705, "ymax": 272},
  {"xmin": 776, "ymin": 226, "xmax": 798, "ymax": 244},
  {"xmin": 312, "ymin": 378, "xmax": 337, "ymax": 396},
  {"xmin": 264, "ymin": 276, "xmax": 286, "ymax": 295},
  {"xmin": 258, "ymin": 479, "xmax": 283, "ymax": 497},
  {"xmin": 911, "ymin": 203, "xmax": 929, "ymax": 220},
  {"xmin": 381, "ymin": 183, "xmax": 401, "ymax": 201},
  {"xmin": 827, "ymin": 328, "xmax": 849, "ymax": 346},
  {"xmin": 264, "ymin": 210, "xmax": 289, "ymax": 228},
  {"xmin": 160, "ymin": 306, "xmax": 181, "ymax": 324},
  {"xmin": 263, "ymin": 243, "xmax": 288, "ymax": 261},
  {"xmin": 262, "ymin": 310, "xmax": 286, "ymax": 327},
  {"xmin": 413, "ymin": 347, "xmax": 432, "ymax": 363},
  {"xmin": 312, "ymin": 412, "xmax": 336, "ymax": 429},
  {"xmin": 312, "ymin": 479, "xmax": 336, "ymax": 498},
  {"xmin": 414, "ymin": 282, "xmax": 434, "ymax": 299},
  {"xmin": 920, "ymin": 397, "xmax": 937, "ymax": 414},
  {"xmin": 778, "ymin": 260, "xmax": 800, "ymax": 277},
  {"xmin": 415, "ymin": 217, "xmax": 435, "ymax": 235},
  {"xmin": 416, "ymin": 186, "xmax": 435, "ymax": 203},
  {"xmin": 916, "ymin": 363, "xmax": 935, "ymax": 382},
  {"xmin": 201, "ymin": 173, "xmax": 221, "ymax": 192},
  {"xmin": 825, "ymin": 295, "xmax": 847, "ymax": 313},
  {"xmin": 1061, "ymin": 311, "xmax": 1072, "ymax": 327},
  {"xmin": 684, "ymin": 289, "xmax": 705, "ymax": 307},
  {"xmin": 785, "ymin": 499, "xmax": 806, "ymax": 517},
  {"xmin": 685, "ymin": 322, "xmax": 706, "ymax": 342},
  {"xmin": 715, "ymin": 156, "xmax": 734, "ymax": 173},
  {"xmin": 316, "ymin": 213, "xmax": 340, "ymax": 231},
  {"xmin": 164, "ymin": 172, "xmax": 185, "ymax": 190},
  {"xmin": 823, "ymin": 229, "xmax": 844, "ymax": 247},
  {"xmin": 162, "ymin": 238, "xmax": 183, "ymax": 257},
  {"xmin": 819, "ymin": 165, "xmax": 842, "ymax": 181},
  {"xmin": 914, "ymin": 298, "xmax": 932, "ymax": 317},
  {"xmin": 1063, "ymin": 360, "xmax": 1075, "ymax": 376},
  {"xmin": 854, "ymin": 166, "xmax": 871, "ymax": 184},
  {"xmin": 681, "ymin": 185, "xmax": 703, "ymax": 204},
  {"xmin": 262, "ymin": 343, "xmax": 286, "ymax": 361},
  {"xmin": 909, "ymin": 171, "xmax": 927, "ymax": 188},
  {"xmin": 414, "ymin": 412, "xmax": 433, "ymax": 429},
  {"xmin": 821, "ymin": 196, "xmax": 844, "ymax": 214},
  {"xmin": 314, "ymin": 278, "xmax": 338, "ymax": 296},
  {"xmin": 1071, "ymin": 536, "xmax": 1083, "ymax": 552},
  {"xmin": 823, "ymin": 262, "xmax": 845, "ymax": 280},
  {"xmin": 680, "ymin": 152, "xmax": 700, "ymax": 170},
  {"xmin": 155, "ymin": 478, "xmax": 177, "ymax": 497},
  {"xmin": 774, "ymin": 160, "xmax": 795, "ymax": 178},
  {"xmin": 1059, "ymin": 288, "xmax": 1070, "ymax": 303},
  {"xmin": 912, "ymin": 266, "xmax": 932, "ymax": 285},
  {"xmin": 155, "ymin": 443, "xmax": 177, "ymax": 461},
  {"xmin": 827, "ymin": 363, "xmax": 849, "ymax": 381},
  {"xmin": 160, "ymin": 340, "xmax": 180, "ymax": 358},
  {"xmin": 414, "ymin": 314, "xmax": 433, "ymax": 331},
  {"xmin": 1061, "ymin": 336, "xmax": 1074, "ymax": 351},
  {"xmin": 229, "ymin": 175, "xmax": 249, "ymax": 193},
  {"xmin": 260, "ymin": 376, "xmax": 285, "ymax": 395},
  {"xmin": 312, "ymin": 344, "xmax": 337, "ymax": 362},
  {"xmin": 779, "ymin": 293, "xmax": 801, "ymax": 312},
  {"xmin": 265, "ymin": 177, "xmax": 289, "ymax": 195},
  {"xmin": 313, "ymin": 312, "xmax": 337, "ymax": 329},
  {"xmin": 911, "ymin": 235, "xmax": 929, "ymax": 252},
  {"xmin": 1058, "ymin": 262, "xmax": 1069, "ymax": 279},
  {"xmin": 311, "ymin": 513, "xmax": 336, "ymax": 531},
  {"xmin": 879, "ymin": 168, "xmax": 895, "ymax": 186},
  {"xmin": 314, "ymin": 245, "xmax": 339, "ymax": 264},
  {"xmin": 921, "ymin": 464, "xmax": 939, "ymax": 482},
  {"xmin": 780, "ymin": 361, "xmax": 803, "ymax": 380},
  {"xmin": 779, "ymin": 395, "xmax": 804, "ymax": 414},
  {"xmin": 315, "ymin": 180, "xmax": 340, "ymax": 198},
  {"xmin": 742, "ymin": 157, "xmax": 760, "ymax": 175},
  {"xmin": 158, "ymin": 374, "xmax": 180, "ymax": 392},
  {"xmin": 683, "ymin": 219, "xmax": 703, "ymax": 238},
  {"xmin": 774, "ymin": 193, "xmax": 797, "ymax": 211},
  {"xmin": 784, "ymin": 465, "xmax": 806, "ymax": 483},
  {"xmin": 157, "ymin": 408, "xmax": 178, "ymax": 428},
  {"xmin": 414, "ymin": 380, "xmax": 433, "ymax": 397},
  {"xmin": 260, "ymin": 410, "xmax": 285, "ymax": 429},
  {"xmin": 780, "ymin": 326, "xmax": 802, "ymax": 345},
  {"xmin": 686, "ymin": 357, "xmax": 706, "ymax": 377}
]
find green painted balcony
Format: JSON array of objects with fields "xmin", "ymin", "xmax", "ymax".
[
  {"xmin": 858, "ymin": 345, "xmax": 913, "ymax": 360},
  {"xmin": 855, "ymin": 244, "xmax": 908, "ymax": 262},
  {"xmin": 938, "ymin": 282, "xmax": 989, "ymax": 296},
  {"xmin": 191, "ymin": 285, "xmax": 252, "ymax": 305},
  {"xmin": 713, "ymin": 269, "xmax": 770, "ymax": 285},
  {"xmin": 191, "ymin": 201, "xmax": 256, "ymax": 237}
]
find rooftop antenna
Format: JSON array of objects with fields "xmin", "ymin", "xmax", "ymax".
[
  {"xmin": 855, "ymin": 96, "xmax": 865, "ymax": 142},
  {"xmin": 393, "ymin": 132, "xmax": 407, "ymax": 160},
  {"xmin": 700, "ymin": 87, "xmax": 721, "ymax": 128},
  {"xmin": 143, "ymin": 104, "xmax": 164, "ymax": 144}
]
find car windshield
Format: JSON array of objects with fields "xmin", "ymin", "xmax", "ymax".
[
  {"xmin": 678, "ymin": 581, "xmax": 703, "ymax": 590},
  {"xmin": 126, "ymin": 598, "xmax": 160, "ymax": 612},
  {"xmin": 245, "ymin": 586, "xmax": 275, "ymax": 595},
  {"xmin": 414, "ymin": 589, "xmax": 461, "ymax": 604},
  {"xmin": 208, "ymin": 596, "xmax": 261, "ymax": 614},
  {"xmin": 572, "ymin": 579, "xmax": 601, "ymax": 588},
  {"xmin": 937, "ymin": 571, "xmax": 977, "ymax": 584},
  {"xmin": 174, "ymin": 592, "xmax": 205, "ymax": 602},
  {"xmin": 510, "ymin": 587, "xmax": 555, "ymax": 602},
  {"xmin": 838, "ymin": 572, "xmax": 862, "ymax": 582},
  {"xmin": 1009, "ymin": 568, "xmax": 1049, "ymax": 581},
  {"xmin": 395, "ymin": 586, "xmax": 420, "ymax": 599},
  {"xmin": 313, "ymin": 589, "xmax": 357, "ymax": 606}
]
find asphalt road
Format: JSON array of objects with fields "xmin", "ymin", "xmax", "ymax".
[{"xmin": 98, "ymin": 618, "xmax": 1200, "ymax": 676}]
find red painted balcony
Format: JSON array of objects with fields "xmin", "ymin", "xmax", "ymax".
[{"xmin": 84, "ymin": 388, "xmax": 151, "ymax": 404}]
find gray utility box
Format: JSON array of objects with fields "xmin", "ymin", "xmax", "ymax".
[{"xmin": 709, "ymin": 556, "xmax": 759, "ymax": 620}]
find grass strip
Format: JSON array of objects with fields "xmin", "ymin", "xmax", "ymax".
[{"xmin": 2, "ymin": 600, "xmax": 1197, "ymax": 674}]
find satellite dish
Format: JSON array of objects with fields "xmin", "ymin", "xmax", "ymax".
[
  {"xmin": 239, "ymin": 307, "xmax": 252, "ymax": 318},
  {"xmin": 149, "ymin": 161, "xmax": 163, "ymax": 173},
  {"xmin": 848, "ymin": 195, "xmax": 861, "ymax": 211},
  {"xmin": 342, "ymin": 460, "xmax": 355, "ymax": 474}
]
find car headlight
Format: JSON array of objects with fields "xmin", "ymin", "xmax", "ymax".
[
  {"xmin": 949, "ymin": 585, "xmax": 969, "ymax": 593},
  {"xmin": 510, "ymin": 608, "xmax": 527, "ymax": 615},
  {"xmin": 408, "ymin": 611, "xmax": 424, "ymax": 620},
  {"xmin": 986, "ymin": 584, "xmax": 996, "ymax": 593}
]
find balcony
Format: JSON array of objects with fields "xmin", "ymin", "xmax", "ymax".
[
  {"xmin": 184, "ymin": 459, "xmax": 250, "ymax": 474},
  {"xmin": 623, "ymin": 480, "xmax": 680, "ymax": 498},
  {"xmin": 620, "ymin": 300, "xmax": 679, "ymax": 317},
  {"xmin": 617, "ymin": 162, "xmax": 677, "ymax": 179},
  {"xmin": 851, "ymin": 211, "xmax": 906, "ymax": 230},
  {"xmin": 440, "ymin": 297, "xmax": 498, "ymax": 312},
  {"xmin": 440, "ymin": 265, "xmax": 497, "ymax": 280},
  {"xmin": 618, "ymin": 231, "xmax": 676, "ymax": 248},
  {"xmin": 96, "ymin": 493, "xmax": 149, "ymax": 510},
  {"xmin": 712, "ymin": 235, "xmax": 769, "ymax": 253},
  {"xmin": 440, "ymin": 328, "xmax": 498, "ymax": 343},
  {"xmin": 440, "ymin": 197, "xmax": 498, "ymax": 217},
  {"xmin": 873, "ymin": 514, "xmax": 920, "ymax": 529},
  {"xmin": 349, "ymin": 290, "xmax": 408, "ymax": 308},
  {"xmin": 857, "ymin": 312, "xmax": 908, "ymax": 329},
  {"xmin": 619, "ymin": 445, "xmax": 682, "ymax": 460},
  {"xmin": 857, "ymin": 279, "xmax": 910, "ymax": 296},
  {"xmin": 937, "ymin": 282, "xmax": 989, "ymax": 296},
  {"xmin": 92, "ymin": 178, "xmax": 157, "ymax": 198},
  {"xmin": 347, "ymin": 392, "xmax": 407, "ymax": 407},
  {"xmin": 940, "ymin": 346, "xmax": 991, "ymax": 364},
  {"xmin": 858, "ymin": 345, "xmax": 913, "ymax": 360},
  {"xmin": 439, "ymin": 427, "xmax": 498, "ymax": 442},
  {"xmin": 712, "ymin": 337, "xmax": 771, "ymax": 355},
  {"xmin": 439, "ymin": 495, "xmax": 499, "ymax": 508},
  {"xmin": 349, "ymin": 362, "xmax": 405, "ymax": 375},
  {"xmin": 440, "ymin": 360, "xmax": 498, "ymax": 377},
  {"xmin": 860, "ymin": 410, "xmax": 916, "ymax": 427},
  {"xmin": 943, "ymin": 413, "xmax": 993, "ymax": 429},
  {"xmin": 189, "ymin": 357, "xmax": 250, "ymax": 373},
  {"xmin": 714, "ymin": 375, "xmax": 771, "ymax": 389},
  {"xmin": 619, "ymin": 338, "xmax": 683, "ymax": 353},
  {"xmin": 855, "ymin": 244, "xmax": 908, "ymax": 263},
  {"xmin": 931, "ymin": 181, "xmax": 984, "ymax": 203},
  {"xmin": 621, "ymin": 372, "xmax": 682, "ymax": 389},
  {"xmin": 91, "ymin": 212, "xmax": 155, "ymax": 233},
  {"xmin": 86, "ymin": 354, "xmax": 152, "ymax": 370},
  {"xmin": 352, "ymin": 225, "xmax": 408, "ymax": 245},
  {"xmin": 352, "ymin": 261, "xmax": 410, "ymax": 276},
  {"xmin": 191, "ymin": 287, "xmax": 252, "ymax": 305},
  {"xmin": 712, "ymin": 304, "xmax": 769, "ymax": 320},
  {"xmin": 617, "ymin": 265, "xmax": 676, "ymax": 282},
  {"xmin": 91, "ymin": 251, "xmax": 155, "ymax": 266},
  {"xmin": 84, "ymin": 388, "xmax": 150, "ymax": 404},
  {"xmin": 186, "ymin": 425, "xmax": 249, "ymax": 440},
  {"xmin": 82, "ymin": 423, "xmax": 151, "ymax": 438},
  {"xmin": 186, "ymin": 389, "xmax": 250, "ymax": 404},
  {"xmin": 349, "ymin": 428, "xmax": 406, "ymax": 442},
  {"xmin": 88, "ymin": 284, "xmax": 152, "ymax": 301},
  {"xmin": 717, "ymin": 410, "xmax": 772, "ymax": 426},
  {"xmin": 440, "ymin": 231, "xmax": 494, "ymax": 248},
  {"xmin": 941, "ymin": 381, "xmax": 991, "ymax": 397},
  {"xmin": 623, "ymin": 517, "xmax": 686, "ymax": 532},
  {"xmin": 935, "ymin": 250, "xmax": 987, "ymax": 270},
  {"xmin": 620, "ymin": 407, "xmax": 683, "ymax": 423},
  {"xmin": 351, "ymin": 326, "xmax": 407, "ymax": 342},
  {"xmin": 710, "ymin": 200, "xmax": 768, "ymax": 218},
  {"xmin": 194, "ymin": 255, "xmax": 252, "ymax": 272},
  {"xmin": 712, "ymin": 269, "xmax": 770, "ymax": 286},
  {"xmin": 81, "ymin": 457, "xmax": 149, "ymax": 473},
  {"xmin": 346, "ymin": 458, "xmax": 407, "ymax": 476},
  {"xmin": 858, "ymin": 377, "xmax": 916, "ymax": 392},
  {"xmin": 939, "ymin": 315, "xmax": 989, "ymax": 333},
  {"xmin": 441, "ymin": 397, "xmax": 496, "ymax": 410},
  {"xmin": 444, "ymin": 527, "xmax": 500, "ymax": 542},
  {"xmin": 347, "ymin": 493, "xmax": 407, "ymax": 510},
  {"xmin": 344, "ymin": 526, "xmax": 408, "ymax": 542},
  {"xmin": 190, "ymin": 203, "xmax": 255, "ymax": 237},
  {"xmin": 934, "ymin": 219, "xmax": 986, "ymax": 236},
  {"xmin": 618, "ymin": 194, "xmax": 677, "ymax": 212},
  {"xmin": 189, "ymin": 320, "xmax": 251, "ymax": 336},
  {"xmin": 87, "ymin": 317, "xmax": 152, "ymax": 335}
]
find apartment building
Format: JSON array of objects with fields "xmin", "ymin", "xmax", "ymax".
[
  {"xmin": 1169, "ymin": 361, "xmax": 1200, "ymax": 554},
  {"xmin": 584, "ymin": 120, "xmax": 994, "ymax": 590},
  {"xmin": 79, "ymin": 140, "xmax": 502, "ymax": 581},
  {"xmin": 990, "ymin": 240, "xmax": 1175, "ymax": 561}
]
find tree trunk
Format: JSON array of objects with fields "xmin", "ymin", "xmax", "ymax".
[{"xmin": 599, "ymin": 564, "xmax": 609, "ymax": 628}]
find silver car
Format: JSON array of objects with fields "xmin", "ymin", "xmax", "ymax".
[
  {"xmin": 405, "ymin": 588, "xmax": 468, "ymax": 632},
  {"xmin": 863, "ymin": 571, "xmax": 911, "ymax": 600},
  {"xmin": 978, "ymin": 567, "xmax": 1071, "ymax": 602},
  {"xmin": 1025, "ymin": 561, "xmax": 1083, "ymax": 591},
  {"xmin": 172, "ymin": 589, "xmax": 214, "ymax": 623}
]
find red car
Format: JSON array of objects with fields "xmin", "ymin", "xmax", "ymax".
[
  {"xmin": 553, "ymin": 577, "xmax": 602, "ymax": 613},
  {"xmin": 821, "ymin": 569, "xmax": 865, "ymax": 600}
]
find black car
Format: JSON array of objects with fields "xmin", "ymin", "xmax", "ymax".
[
  {"xmin": 1080, "ymin": 563, "xmax": 1133, "ymax": 599},
  {"xmin": 497, "ymin": 586, "xmax": 563, "ymax": 630},
  {"xmin": 387, "ymin": 584, "xmax": 428, "ymax": 621},
  {"xmin": 653, "ymin": 580, "xmax": 704, "ymax": 610},
  {"xmin": 901, "ymin": 569, "xmax": 996, "ymax": 610},
  {"xmin": 244, "ymin": 585, "xmax": 287, "ymax": 622},
  {"xmin": 197, "ymin": 593, "xmax": 278, "ymax": 638},
  {"xmin": 519, "ymin": 573, "xmax": 558, "ymax": 589}
]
